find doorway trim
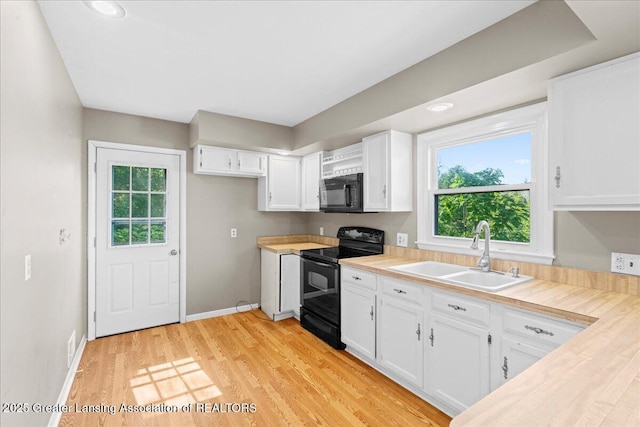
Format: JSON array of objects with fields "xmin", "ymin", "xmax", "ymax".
[{"xmin": 88, "ymin": 140, "xmax": 187, "ymax": 340}]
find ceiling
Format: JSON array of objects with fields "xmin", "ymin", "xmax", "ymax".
[{"xmin": 37, "ymin": 0, "xmax": 536, "ymax": 127}]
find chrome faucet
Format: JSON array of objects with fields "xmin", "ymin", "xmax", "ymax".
[{"xmin": 470, "ymin": 220, "xmax": 491, "ymax": 272}]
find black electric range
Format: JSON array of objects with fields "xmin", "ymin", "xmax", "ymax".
[{"xmin": 299, "ymin": 226, "xmax": 384, "ymax": 349}]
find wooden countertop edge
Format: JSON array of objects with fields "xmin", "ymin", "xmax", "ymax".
[{"xmin": 257, "ymin": 242, "xmax": 331, "ymax": 254}]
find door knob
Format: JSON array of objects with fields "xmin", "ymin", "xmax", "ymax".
[{"xmin": 170, "ymin": 249, "xmax": 178, "ymax": 256}]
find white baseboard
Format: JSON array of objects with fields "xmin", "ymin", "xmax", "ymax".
[
  {"xmin": 48, "ymin": 335, "xmax": 87, "ymax": 427},
  {"xmin": 186, "ymin": 303, "xmax": 260, "ymax": 322}
]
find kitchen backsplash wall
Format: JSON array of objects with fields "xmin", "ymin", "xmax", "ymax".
[{"xmin": 304, "ymin": 210, "xmax": 640, "ymax": 273}]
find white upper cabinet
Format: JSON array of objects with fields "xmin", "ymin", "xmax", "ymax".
[
  {"xmin": 258, "ymin": 155, "xmax": 301, "ymax": 211},
  {"xmin": 301, "ymin": 152, "xmax": 322, "ymax": 211},
  {"xmin": 193, "ymin": 145, "xmax": 266, "ymax": 178},
  {"xmin": 363, "ymin": 130, "xmax": 413, "ymax": 212},
  {"xmin": 548, "ymin": 53, "xmax": 640, "ymax": 210}
]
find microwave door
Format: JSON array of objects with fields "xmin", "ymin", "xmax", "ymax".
[{"xmin": 324, "ymin": 184, "xmax": 347, "ymax": 208}]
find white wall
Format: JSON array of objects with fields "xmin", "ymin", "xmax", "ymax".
[{"xmin": 1, "ymin": 2, "xmax": 84, "ymax": 426}]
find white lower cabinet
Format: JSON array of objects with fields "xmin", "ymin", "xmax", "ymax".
[
  {"xmin": 341, "ymin": 267, "xmax": 377, "ymax": 362},
  {"xmin": 426, "ymin": 313, "xmax": 490, "ymax": 413},
  {"xmin": 339, "ymin": 268, "xmax": 586, "ymax": 418},
  {"xmin": 260, "ymin": 250, "xmax": 300, "ymax": 321},
  {"xmin": 377, "ymin": 277, "xmax": 424, "ymax": 388},
  {"xmin": 496, "ymin": 307, "xmax": 585, "ymax": 387}
]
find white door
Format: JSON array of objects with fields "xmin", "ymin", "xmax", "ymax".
[
  {"xmin": 363, "ymin": 132, "xmax": 389, "ymax": 211},
  {"xmin": 341, "ymin": 284, "xmax": 376, "ymax": 360},
  {"xmin": 427, "ymin": 313, "xmax": 490, "ymax": 413},
  {"xmin": 377, "ymin": 297, "xmax": 423, "ymax": 387},
  {"xmin": 96, "ymin": 148, "xmax": 181, "ymax": 337}
]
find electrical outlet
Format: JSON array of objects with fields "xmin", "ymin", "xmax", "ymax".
[
  {"xmin": 25, "ymin": 255, "xmax": 31, "ymax": 281},
  {"xmin": 611, "ymin": 252, "xmax": 640, "ymax": 276},
  {"xmin": 320, "ymin": 227, "xmax": 324, "ymax": 236},
  {"xmin": 230, "ymin": 228, "xmax": 237, "ymax": 238},
  {"xmin": 67, "ymin": 330, "xmax": 76, "ymax": 368},
  {"xmin": 396, "ymin": 233, "xmax": 408, "ymax": 247}
]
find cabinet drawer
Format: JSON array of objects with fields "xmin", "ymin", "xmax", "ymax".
[
  {"xmin": 503, "ymin": 309, "xmax": 584, "ymax": 347},
  {"xmin": 432, "ymin": 291, "xmax": 491, "ymax": 327},
  {"xmin": 380, "ymin": 276, "xmax": 423, "ymax": 304},
  {"xmin": 342, "ymin": 267, "xmax": 376, "ymax": 291}
]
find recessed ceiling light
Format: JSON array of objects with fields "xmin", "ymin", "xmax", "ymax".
[
  {"xmin": 426, "ymin": 102, "xmax": 454, "ymax": 112},
  {"xmin": 85, "ymin": 1, "xmax": 126, "ymax": 18}
]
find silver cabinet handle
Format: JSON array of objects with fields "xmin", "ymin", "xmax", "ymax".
[
  {"xmin": 228, "ymin": 158, "xmax": 232, "ymax": 169},
  {"xmin": 502, "ymin": 356, "xmax": 508, "ymax": 379},
  {"xmin": 447, "ymin": 303, "xmax": 467, "ymax": 312},
  {"xmin": 170, "ymin": 249, "xmax": 178, "ymax": 256},
  {"xmin": 429, "ymin": 328, "xmax": 434, "ymax": 347},
  {"xmin": 416, "ymin": 323, "xmax": 421, "ymax": 341},
  {"xmin": 525, "ymin": 325, "xmax": 554, "ymax": 336},
  {"xmin": 554, "ymin": 166, "xmax": 561, "ymax": 188},
  {"xmin": 352, "ymin": 275, "xmax": 361, "ymax": 281},
  {"xmin": 382, "ymin": 184, "xmax": 387, "ymax": 198},
  {"xmin": 370, "ymin": 306, "xmax": 374, "ymax": 320},
  {"xmin": 238, "ymin": 159, "xmax": 241, "ymax": 168},
  {"xmin": 393, "ymin": 288, "xmax": 406, "ymax": 294},
  {"xmin": 269, "ymin": 192, "xmax": 272, "ymax": 202}
]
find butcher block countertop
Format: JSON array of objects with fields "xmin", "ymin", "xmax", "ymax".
[
  {"xmin": 340, "ymin": 254, "xmax": 640, "ymax": 427},
  {"xmin": 257, "ymin": 234, "xmax": 336, "ymax": 254},
  {"xmin": 258, "ymin": 242, "xmax": 330, "ymax": 254}
]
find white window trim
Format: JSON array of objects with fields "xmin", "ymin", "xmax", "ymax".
[{"xmin": 416, "ymin": 102, "xmax": 554, "ymax": 265}]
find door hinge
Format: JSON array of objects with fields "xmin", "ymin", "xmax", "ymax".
[
  {"xmin": 94, "ymin": 162, "xmax": 97, "ymax": 173},
  {"xmin": 93, "ymin": 237, "xmax": 96, "ymax": 247},
  {"xmin": 93, "ymin": 311, "xmax": 96, "ymax": 322},
  {"xmin": 488, "ymin": 334, "xmax": 492, "ymax": 345}
]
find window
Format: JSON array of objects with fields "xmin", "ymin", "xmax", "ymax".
[
  {"xmin": 417, "ymin": 103, "xmax": 554, "ymax": 264},
  {"xmin": 110, "ymin": 165, "xmax": 167, "ymax": 246}
]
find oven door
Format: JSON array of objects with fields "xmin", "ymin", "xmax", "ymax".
[{"xmin": 300, "ymin": 256, "xmax": 340, "ymax": 326}]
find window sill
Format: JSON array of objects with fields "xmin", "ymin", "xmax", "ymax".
[{"xmin": 415, "ymin": 241, "xmax": 555, "ymax": 265}]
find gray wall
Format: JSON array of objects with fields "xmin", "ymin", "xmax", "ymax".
[
  {"xmin": 83, "ymin": 109, "xmax": 308, "ymax": 315},
  {"xmin": 1, "ymin": 2, "xmax": 84, "ymax": 426}
]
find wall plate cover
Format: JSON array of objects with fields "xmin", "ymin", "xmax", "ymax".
[{"xmin": 610, "ymin": 252, "xmax": 640, "ymax": 276}]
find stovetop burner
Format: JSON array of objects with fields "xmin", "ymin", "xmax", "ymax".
[{"xmin": 300, "ymin": 226, "xmax": 385, "ymax": 264}]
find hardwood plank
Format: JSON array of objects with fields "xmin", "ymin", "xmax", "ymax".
[{"xmin": 60, "ymin": 311, "xmax": 450, "ymax": 427}]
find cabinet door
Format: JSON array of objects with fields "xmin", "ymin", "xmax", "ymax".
[
  {"xmin": 301, "ymin": 152, "xmax": 321, "ymax": 211},
  {"xmin": 377, "ymin": 296, "xmax": 423, "ymax": 387},
  {"xmin": 549, "ymin": 53, "xmax": 640, "ymax": 209},
  {"xmin": 341, "ymin": 284, "xmax": 376, "ymax": 361},
  {"xmin": 280, "ymin": 254, "xmax": 300, "ymax": 315},
  {"xmin": 268, "ymin": 156, "xmax": 301, "ymax": 210},
  {"xmin": 237, "ymin": 151, "xmax": 265, "ymax": 176},
  {"xmin": 199, "ymin": 146, "xmax": 235, "ymax": 173},
  {"xmin": 426, "ymin": 313, "xmax": 490, "ymax": 413},
  {"xmin": 498, "ymin": 337, "xmax": 550, "ymax": 386},
  {"xmin": 363, "ymin": 132, "xmax": 389, "ymax": 211}
]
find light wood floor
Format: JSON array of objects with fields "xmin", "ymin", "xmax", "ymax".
[{"xmin": 61, "ymin": 310, "xmax": 451, "ymax": 426}]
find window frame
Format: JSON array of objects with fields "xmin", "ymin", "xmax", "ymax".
[{"xmin": 417, "ymin": 102, "xmax": 554, "ymax": 264}]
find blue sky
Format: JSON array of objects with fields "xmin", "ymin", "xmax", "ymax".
[{"xmin": 438, "ymin": 132, "xmax": 531, "ymax": 185}]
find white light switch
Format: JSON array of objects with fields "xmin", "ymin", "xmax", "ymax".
[{"xmin": 25, "ymin": 254, "xmax": 31, "ymax": 281}]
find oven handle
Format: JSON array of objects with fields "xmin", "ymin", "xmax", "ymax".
[{"xmin": 302, "ymin": 258, "xmax": 338, "ymax": 269}]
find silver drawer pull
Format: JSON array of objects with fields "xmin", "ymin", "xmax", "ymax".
[
  {"xmin": 393, "ymin": 288, "xmax": 407, "ymax": 294},
  {"xmin": 525, "ymin": 325, "xmax": 554, "ymax": 336},
  {"xmin": 447, "ymin": 303, "xmax": 467, "ymax": 312},
  {"xmin": 352, "ymin": 276, "xmax": 361, "ymax": 281}
]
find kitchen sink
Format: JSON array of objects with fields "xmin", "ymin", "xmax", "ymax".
[
  {"xmin": 389, "ymin": 261, "xmax": 467, "ymax": 277},
  {"xmin": 389, "ymin": 261, "xmax": 532, "ymax": 292}
]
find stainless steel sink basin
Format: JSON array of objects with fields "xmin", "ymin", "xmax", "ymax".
[{"xmin": 389, "ymin": 261, "xmax": 532, "ymax": 292}]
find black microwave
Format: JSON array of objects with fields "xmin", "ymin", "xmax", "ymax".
[{"xmin": 320, "ymin": 173, "xmax": 364, "ymax": 213}]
